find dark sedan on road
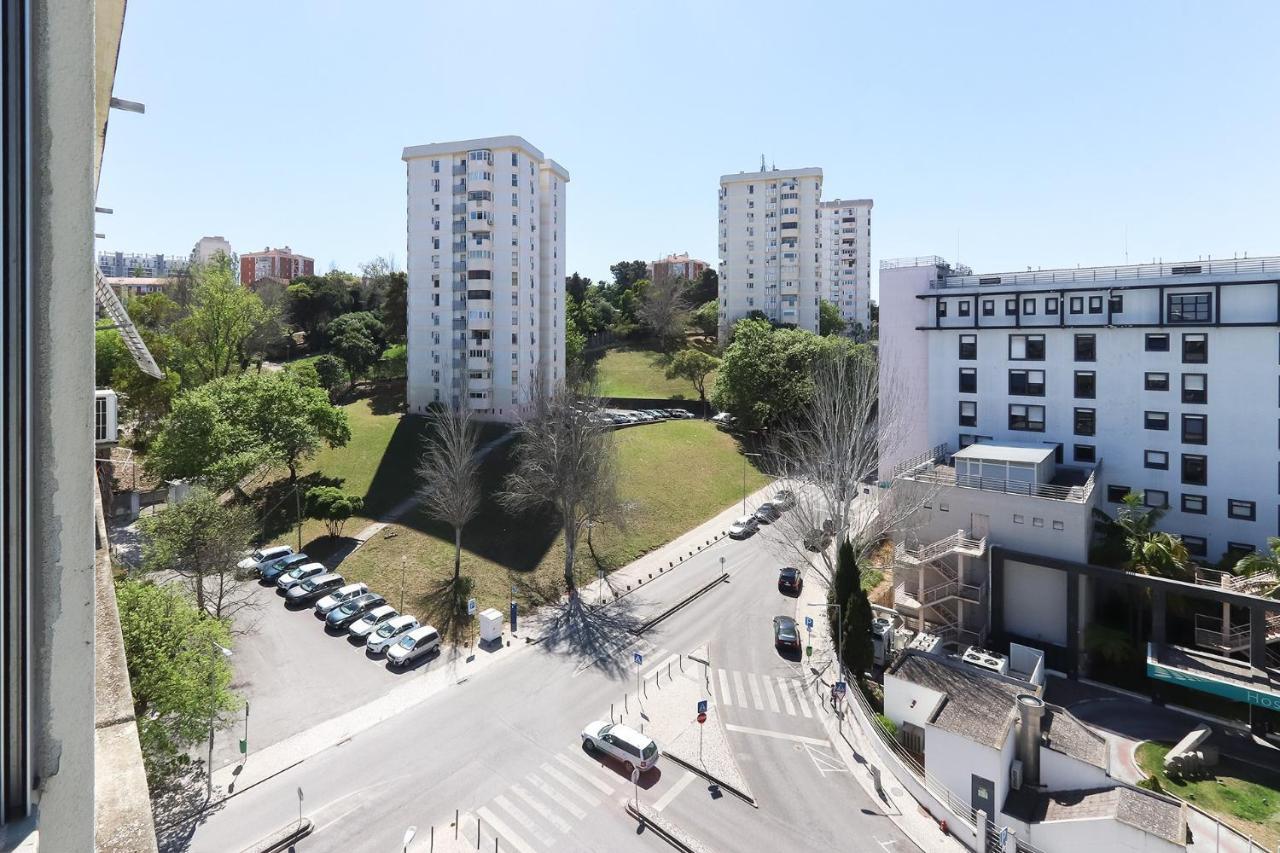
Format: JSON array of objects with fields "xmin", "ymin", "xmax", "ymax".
[
  {"xmin": 325, "ymin": 592, "xmax": 388, "ymax": 630},
  {"xmin": 773, "ymin": 616, "xmax": 801, "ymax": 653},
  {"xmin": 778, "ymin": 566, "xmax": 803, "ymax": 594},
  {"xmin": 261, "ymin": 552, "xmax": 309, "ymax": 583}
]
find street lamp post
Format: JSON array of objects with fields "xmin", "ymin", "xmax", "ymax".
[{"xmin": 206, "ymin": 640, "xmax": 233, "ymax": 799}]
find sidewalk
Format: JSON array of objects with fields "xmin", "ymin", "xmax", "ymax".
[{"xmin": 794, "ymin": 573, "xmax": 964, "ymax": 853}]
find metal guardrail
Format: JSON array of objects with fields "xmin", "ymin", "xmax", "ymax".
[
  {"xmin": 904, "ymin": 465, "xmax": 1098, "ymax": 503},
  {"xmin": 934, "ymin": 256, "xmax": 1280, "ymax": 290},
  {"xmin": 881, "ymin": 255, "xmax": 949, "ymax": 270},
  {"xmin": 1194, "ymin": 567, "xmax": 1279, "ymax": 595}
]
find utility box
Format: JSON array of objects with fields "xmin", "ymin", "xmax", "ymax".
[{"xmin": 478, "ymin": 608, "xmax": 504, "ymax": 643}]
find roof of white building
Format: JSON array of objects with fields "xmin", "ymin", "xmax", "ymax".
[
  {"xmin": 1040, "ymin": 706, "xmax": 1108, "ymax": 770},
  {"xmin": 953, "ymin": 442, "xmax": 1056, "ymax": 465},
  {"xmin": 889, "ymin": 652, "xmax": 1034, "ymax": 749},
  {"xmin": 1003, "ymin": 786, "xmax": 1186, "ymax": 845},
  {"xmin": 719, "ymin": 167, "xmax": 822, "ymax": 184}
]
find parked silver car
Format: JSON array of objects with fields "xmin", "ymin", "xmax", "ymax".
[
  {"xmin": 581, "ymin": 720, "xmax": 660, "ymax": 773},
  {"xmin": 386, "ymin": 625, "xmax": 441, "ymax": 668},
  {"xmin": 285, "ymin": 572, "xmax": 344, "ymax": 605},
  {"xmin": 728, "ymin": 515, "xmax": 760, "ymax": 539},
  {"xmin": 238, "ymin": 544, "xmax": 293, "ymax": 575},
  {"xmin": 347, "ymin": 605, "xmax": 398, "ymax": 640},
  {"xmin": 314, "ymin": 582, "xmax": 369, "ymax": 616},
  {"xmin": 325, "ymin": 593, "xmax": 387, "ymax": 629},
  {"xmin": 366, "ymin": 615, "xmax": 420, "ymax": 654},
  {"xmin": 276, "ymin": 562, "xmax": 327, "ymax": 591}
]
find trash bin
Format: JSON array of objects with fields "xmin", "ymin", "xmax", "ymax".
[{"xmin": 478, "ymin": 608, "xmax": 504, "ymax": 643}]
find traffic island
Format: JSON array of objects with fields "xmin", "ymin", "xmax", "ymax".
[{"xmin": 626, "ymin": 800, "xmax": 715, "ymax": 853}]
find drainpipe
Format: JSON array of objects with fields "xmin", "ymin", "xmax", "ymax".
[{"xmin": 1016, "ymin": 695, "xmax": 1045, "ymax": 787}]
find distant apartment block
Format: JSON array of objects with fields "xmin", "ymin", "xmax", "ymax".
[
  {"xmin": 820, "ymin": 198, "xmax": 873, "ymax": 330},
  {"xmin": 104, "ymin": 276, "xmax": 170, "ymax": 301},
  {"xmin": 191, "ymin": 234, "xmax": 233, "ymax": 264},
  {"xmin": 650, "ymin": 252, "xmax": 709, "ymax": 286},
  {"xmin": 96, "ymin": 250, "xmax": 188, "ymax": 278},
  {"xmin": 402, "ymin": 135, "xmax": 568, "ymax": 421},
  {"xmin": 239, "ymin": 245, "xmax": 314, "ymax": 284}
]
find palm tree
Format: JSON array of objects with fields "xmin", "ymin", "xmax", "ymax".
[
  {"xmin": 1234, "ymin": 538, "xmax": 1280, "ymax": 598},
  {"xmin": 1095, "ymin": 492, "xmax": 1193, "ymax": 581}
]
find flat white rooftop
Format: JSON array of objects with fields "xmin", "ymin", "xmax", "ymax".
[
  {"xmin": 720, "ymin": 167, "xmax": 821, "ymax": 183},
  {"xmin": 938, "ymin": 255, "xmax": 1280, "ymax": 290},
  {"xmin": 953, "ymin": 442, "xmax": 1056, "ymax": 466}
]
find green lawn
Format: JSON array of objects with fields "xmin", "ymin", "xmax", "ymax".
[
  {"xmin": 336, "ymin": 418, "xmax": 769, "ymax": 634},
  {"xmin": 1136, "ymin": 741, "xmax": 1280, "ymax": 849},
  {"xmin": 594, "ymin": 347, "xmax": 716, "ymax": 401}
]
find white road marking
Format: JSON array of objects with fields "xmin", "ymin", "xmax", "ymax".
[
  {"xmin": 731, "ymin": 670, "xmax": 748, "ymax": 707},
  {"xmin": 876, "ymin": 838, "xmax": 899, "ymax": 850},
  {"xmin": 745, "ymin": 672, "xmax": 765, "ymax": 710},
  {"xmin": 717, "ymin": 669, "xmax": 733, "ymax": 706},
  {"xmin": 724, "ymin": 723, "xmax": 830, "ymax": 746},
  {"xmin": 554, "ymin": 753, "xmax": 614, "ymax": 794},
  {"xmin": 542, "ymin": 763, "xmax": 601, "ymax": 807},
  {"xmin": 527, "ymin": 773, "xmax": 586, "ymax": 820},
  {"xmin": 775, "ymin": 676, "xmax": 796, "ymax": 715},
  {"xmin": 641, "ymin": 652, "xmax": 680, "ymax": 682},
  {"xmin": 511, "ymin": 783, "xmax": 573, "ymax": 834},
  {"xmin": 760, "ymin": 674, "xmax": 780, "ymax": 713},
  {"xmin": 476, "ymin": 805, "xmax": 538, "ymax": 853},
  {"xmin": 803, "ymin": 743, "xmax": 851, "ymax": 775},
  {"xmin": 790, "ymin": 678, "xmax": 814, "ymax": 718},
  {"xmin": 492, "ymin": 795, "xmax": 554, "ymax": 847},
  {"xmin": 652, "ymin": 770, "xmax": 697, "ymax": 812}
]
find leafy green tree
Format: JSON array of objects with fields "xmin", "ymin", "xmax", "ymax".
[
  {"xmin": 609, "ymin": 260, "xmax": 649, "ymax": 289},
  {"xmin": 565, "ymin": 272, "xmax": 592, "ymax": 303},
  {"xmin": 665, "ymin": 349, "xmax": 719, "ymax": 414},
  {"xmin": 147, "ymin": 371, "xmax": 350, "ymax": 490},
  {"xmin": 306, "ymin": 486, "xmax": 364, "ymax": 538},
  {"xmin": 1233, "ymin": 538, "xmax": 1280, "ymax": 598},
  {"xmin": 176, "ymin": 256, "xmax": 276, "ymax": 383},
  {"xmin": 286, "ymin": 273, "xmax": 354, "ymax": 341},
  {"xmin": 687, "ymin": 268, "xmax": 719, "ymax": 305},
  {"xmin": 117, "ymin": 579, "xmax": 239, "ymax": 790},
  {"xmin": 637, "ymin": 277, "xmax": 689, "ymax": 350},
  {"xmin": 124, "ymin": 292, "xmax": 182, "ymax": 330},
  {"xmin": 691, "ymin": 300, "xmax": 719, "ymax": 339},
  {"xmin": 1094, "ymin": 492, "xmax": 1192, "ymax": 580},
  {"xmin": 312, "ymin": 354, "xmax": 350, "ymax": 400},
  {"xmin": 819, "ymin": 299, "xmax": 847, "ymax": 336},
  {"xmin": 328, "ymin": 311, "xmax": 386, "ymax": 377},
  {"xmin": 565, "ymin": 312, "xmax": 587, "ymax": 374},
  {"xmin": 832, "ymin": 539, "xmax": 874, "ymax": 680},
  {"xmin": 96, "ymin": 327, "xmax": 130, "ymax": 386},
  {"xmin": 246, "ymin": 278, "xmax": 293, "ymax": 359},
  {"xmin": 112, "ymin": 331, "xmax": 183, "ymax": 445},
  {"xmin": 711, "ymin": 319, "xmax": 827, "ymax": 431},
  {"xmin": 381, "ymin": 271, "xmax": 408, "ymax": 342}
]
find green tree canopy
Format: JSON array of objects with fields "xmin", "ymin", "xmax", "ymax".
[
  {"xmin": 665, "ymin": 348, "xmax": 720, "ymax": 411},
  {"xmin": 124, "ymin": 292, "xmax": 183, "ymax": 330},
  {"xmin": 833, "ymin": 538, "xmax": 874, "ymax": 679},
  {"xmin": 176, "ymin": 256, "xmax": 276, "ymax": 383},
  {"xmin": 312, "ymin": 354, "xmax": 351, "ymax": 399},
  {"xmin": 328, "ymin": 311, "xmax": 386, "ymax": 377},
  {"xmin": 819, "ymin": 299, "xmax": 847, "ymax": 336},
  {"xmin": 96, "ymin": 326, "xmax": 130, "ymax": 386},
  {"xmin": 687, "ymin": 268, "xmax": 719, "ymax": 306},
  {"xmin": 112, "ymin": 330, "xmax": 183, "ymax": 446},
  {"xmin": 287, "ymin": 273, "xmax": 355, "ymax": 341},
  {"xmin": 609, "ymin": 260, "xmax": 649, "ymax": 289},
  {"xmin": 710, "ymin": 319, "xmax": 829, "ymax": 431},
  {"xmin": 306, "ymin": 486, "xmax": 364, "ymax": 538},
  {"xmin": 691, "ymin": 300, "xmax": 719, "ymax": 339},
  {"xmin": 381, "ymin": 271, "xmax": 408, "ymax": 342}
]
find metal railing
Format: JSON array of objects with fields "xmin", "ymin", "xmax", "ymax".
[
  {"xmin": 452, "ymin": 163, "xmax": 466, "ymax": 176},
  {"xmin": 1194, "ymin": 613, "xmax": 1280, "ymax": 653},
  {"xmin": 897, "ymin": 451, "xmax": 1099, "ymax": 503},
  {"xmin": 934, "ymin": 255, "xmax": 1280, "ymax": 290},
  {"xmin": 1194, "ymin": 567, "xmax": 1279, "ymax": 596},
  {"xmin": 881, "ymin": 255, "xmax": 949, "ymax": 270},
  {"xmin": 897, "ymin": 530, "xmax": 987, "ymax": 565},
  {"xmin": 890, "ymin": 442, "xmax": 949, "ymax": 478}
]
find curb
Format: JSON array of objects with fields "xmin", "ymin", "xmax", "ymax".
[
  {"xmin": 630, "ymin": 573, "xmax": 729, "ymax": 635},
  {"xmin": 237, "ymin": 818, "xmax": 313, "ymax": 853},
  {"xmin": 660, "ymin": 750, "xmax": 757, "ymax": 808},
  {"xmin": 625, "ymin": 802, "xmax": 706, "ymax": 853}
]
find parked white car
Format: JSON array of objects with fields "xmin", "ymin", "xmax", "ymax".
[
  {"xmin": 238, "ymin": 544, "xmax": 293, "ymax": 574},
  {"xmin": 347, "ymin": 605, "xmax": 398, "ymax": 640},
  {"xmin": 728, "ymin": 515, "xmax": 760, "ymax": 539},
  {"xmin": 314, "ymin": 582, "xmax": 369, "ymax": 616},
  {"xmin": 386, "ymin": 625, "xmax": 441, "ymax": 668},
  {"xmin": 580, "ymin": 721, "xmax": 659, "ymax": 773},
  {"xmin": 276, "ymin": 561, "xmax": 326, "ymax": 590},
  {"xmin": 366, "ymin": 615, "xmax": 420, "ymax": 654}
]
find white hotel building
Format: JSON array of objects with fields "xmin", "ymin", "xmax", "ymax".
[
  {"xmin": 880, "ymin": 254, "xmax": 1280, "ymax": 563},
  {"xmin": 820, "ymin": 198, "xmax": 874, "ymax": 331},
  {"xmin": 403, "ymin": 136, "xmax": 568, "ymax": 420}
]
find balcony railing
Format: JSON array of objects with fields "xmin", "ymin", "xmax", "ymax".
[
  {"xmin": 894, "ymin": 442, "xmax": 1099, "ymax": 503},
  {"xmin": 452, "ymin": 163, "xmax": 467, "ymax": 176},
  {"xmin": 933, "ymin": 255, "xmax": 1280, "ymax": 290},
  {"xmin": 881, "ymin": 255, "xmax": 949, "ymax": 271}
]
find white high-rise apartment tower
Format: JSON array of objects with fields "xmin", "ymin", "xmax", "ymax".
[
  {"xmin": 717, "ymin": 167, "xmax": 823, "ymax": 342},
  {"xmin": 820, "ymin": 198, "xmax": 873, "ymax": 331},
  {"xmin": 403, "ymin": 136, "xmax": 568, "ymax": 421}
]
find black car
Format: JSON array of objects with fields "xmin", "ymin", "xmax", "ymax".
[
  {"xmin": 773, "ymin": 616, "xmax": 801, "ymax": 652},
  {"xmin": 778, "ymin": 566, "xmax": 803, "ymax": 594},
  {"xmin": 261, "ymin": 552, "xmax": 309, "ymax": 583},
  {"xmin": 325, "ymin": 592, "xmax": 388, "ymax": 629}
]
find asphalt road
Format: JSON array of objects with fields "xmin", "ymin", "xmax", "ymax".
[{"xmin": 179, "ymin": 508, "xmax": 911, "ymax": 853}]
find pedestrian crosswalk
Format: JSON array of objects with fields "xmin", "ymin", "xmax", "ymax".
[{"xmin": 709, "ymin": 666, "xmax": 821, "ymax": 720}]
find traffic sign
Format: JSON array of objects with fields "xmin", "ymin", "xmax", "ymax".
[
  {"xmin": 697, "ymin": 713, "xmax": 707, "ymax": 724},
  {"xmin": 633, "ymin": 652, "xmax": 643, "ymax": 666},
  {"xmin": 804, "ymin": 616, "xmax": 813, "ymax": 631},
  {"xmin": 466, "ymin": 598, "xmax": 477, "ymax": 616},
  {"xmin": 630, "ymin": 768, "xmax": 641, "ymax": 784},
  {"xmin": 697, "ymin": 699, "xmax": 708, "ymax": 714},
  {"xmin": 832, "ymin": 680, "xmax": 847, "ymax": 698}
]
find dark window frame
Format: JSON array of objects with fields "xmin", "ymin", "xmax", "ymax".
[
  {"xmin": 982, "ymin": 300, "xmax": 994, "ymax": 317},
  {"xmin": 937, "ymin": 300, "xmax": 948, "ymax": 318},
  {"xmin": 1181, "ymin": 453, "xmax": 1208, "ymax": 486},
  {"xmin": 1008, "ymin": 403, "xmax": 1045, "ymax": 432},
  {"xmin": 1073, "ymin": 444, "xmax": 1096, "ymax": 463},
  {"xmin": 1109, "ymin": 294, "xmax": 1124, "ymax": 314},
  {"xmin": 1144, "ymin": 489, "xmax": 1168, "ymax": 509},
  {"xmin": 1181, "ymin": 373, "xmax": 1207, "ymax": 404},
  {"xmin": 1008, "ymin": 369, "xmax": 1046, "ymax": 397},
  {"xmin": 1144, "ymin": 450, "xmax": 1169, "ymax": 470},
  {"xmin": 1181, "ymin": 494, "xmax": 1206, "ymax": 515},
  {"xmin": 958, "ymin": 333, "xmax": 976, "ymax": 360},
  {"xmin": 1227, "ymin": 498, "xmax": 1256, "ymax": 521},
  {"xmin": 1144, "ymin": 411, "xmax": 1169, "ymax": 431},
  {"xmin": 1022, "ymin": 297, "xmax": 1036, "ymax": 316},
  {"xmin": 1088, "ymin": 295, "xmax": 1103, "ymax": 314},
  {"xmin": 958, "ymin": 300, "xmax": 971, "ymax": 317},
  {"xmin": 1046, "ymin": 297, "xmax": 1059, "ymax": 315},
  {"xmin": 958, "ymin": 367, "xmax": 977, "ymax": 394},
  {"xmin": 1074, "ymin": 334, "xmax": 1096, "ymax": 362},
  {"xmin": 1008, "ymin": 333, "xmax": 1046, "ymax": 361},
  {"xmin": 1106, "ymin": 485, "xmax": 1130, "ymax": 503},
  {"xmin": 1074, "ymin": 407, "xmax": 1096, "ymax": 436},
  {"xmin": 1181, "ymin": 333, "xmax": 1208, "ymax": 364},
  {"xmin": 1005, "ymin": 298, "xmax": 1018, "ymax": 316},
  {"xmin": 1069, "ymin": 296, "xmax": 1084, "ymax": 314},
  {"xmin": 1145, "ymin": 333, "xmax": 1170, "ymax": 352},
  {"xmin": 1144, "ymin": 372, "xmax": 1169, "ymax": 391},
  {"xmin": 1181, "ymin": 413, "xmax": 1207, "ymax": 445},
  {"xmin": 1182, "ymin": 535, "xmax": 1208, "ymax": 557},
  {"xmin": 958, "ymin": 400, "xmax": 977, "ymax": 427},
  {"xmin": 1167, "ymin": 291, "xmax": 1213, "ymax": 324},
  {"xmin": 1074, "ymin": 371, "xmax": 1096, "ymax": 399}
]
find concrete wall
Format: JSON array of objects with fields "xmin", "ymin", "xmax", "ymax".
[
  {"xmin": 1020, "ymin": 814, "xmax": 1183, "ymax": 853},
  {"xmin": 878, "ymin": 262, "xmax": 936, "ymax": 476},
  {"xmin": 883, "ymin": 672, "xmax": 943, "ymax": 730},
  {"xmin": 925, "ymin": 724, "xmax": 1013, "ymax": 815},
  {"xmin": 907, "ymin": 484, "xmax": 1093, "ymax": 561},
  {"xmin": 1003, "ymin": 559, "xmax": 1069, "ymax": 646},
  {"xmin": 1040, "ymin": 746, "xmax": 1110, "ymax": 792}
]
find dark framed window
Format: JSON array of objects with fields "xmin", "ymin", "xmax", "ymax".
[
  {"xmin": 1008, "ymin": 334, "xmax": 1045, "ymax": 360},
  {"xmin": 1182, "ymin": 535, "xmax": 1207, "ymax": 557},
  {"xmin": 1182, "ymin": 333, "xmax": 1207, "ymax": 364},
  {"xmin": 1144, "ymin": 372, "xmax": 1169, "ymax": 391},
  {"xmin": 1107, "ymin": 485, "xmax": 1130, "ymax": 503},
  {"xmin": 1073, "ymin": 444, "xmax": 1096, "ymax": 463},
  {"xmin": 1008, "ymin": 369, "xmax": 1045, "ymax": 396},
  {"xmin": 1022, "ymin": 298, "xmax": 1036, "ymax": 316},
  {"xmin": 1070, "ymin": 296, "xmax": 1084, "ymax": 314},
  {"xmin": 937, "ymin": 300, "xmax": 948, "ymax": 318},
  {"xmin": 1145, "ymin": 489, "xmax": 1168, "ymax": 508},
  {"xmin": 1008, "ymin": 404, "xmax": 1045, "ymax": 432},
  {"xmin": 1108, "ymin": 294, "xmax": 1124, "ymax": 314},
  {"xmin": 1181, "ymin": 414, "xmax": 1207, "ymax": 445},
  {"xmin": 1088, "ymin": 295, "xmax": 1103, "ymax": 314},
  {"xmin": 1145, "ymin": 333, "xmax": 1169, "ymax": 352},
  {"xmin": 1074, "ymin": 407, "xmax": 1096, "ymax": 436},
  {"xmin": 958, "ymin": 300, "xmax": 971, "ymax": 317},
  {"xmin": 1227, "ymin": 499, "xmax": 1256, "ymax": 521},
  {"xmin": 959, "ymin": 334, "xmax": 976, "ymax": 360},
  {"xmin": 959, "ymin": 367, "xmax": 977, "ymax": 393},
  {"xmin": 1005, "ymin": 298, "xmax": 1018, "ymax": 316},
  {"xmin": 1144, "ymin": 450, "xmax": 1169, "ymax": 470},
  {"xmin": 1227, "ymin": 542, "xmax": 1255, "ymax": 557},
  {"xmin": 1074, "ymin": 371, "xmax": 1096, "ymax": 399},
  {"xmin": 1181, "ymin": 494, "xmax": 1206, "ymax": 515},
  {"xmin": 1181, "ymin": 373, "xmax": 1206, "ymax": 404},
  {"xmin": 959, "ymin": 400, "xmax": 977, "ymax": 426},
  {"xmin": 1145, "ymin": 411, "xmax": 1169, "ymax": 430},
  {"xmin": 1046, "ymin": 297, "xmax": 1059, "ymax": 315},
  {"xmin": 1168, "ymin": 292, "xmax": 1212, "ymax": 323},
  {"xmin": 958, "ymin": 433, "xmax": 976, "ymax": 449},
  {"xmin": 1074, "ymin": 334, "xmax": 1095, "ymax": 361},
  {"xmin": 982, "ymin": 300, "xmax": 994, "ymax": 317},
  {"xmin": 1181, "ymin": 453, "xmax": 1207, "ymax": 486}
]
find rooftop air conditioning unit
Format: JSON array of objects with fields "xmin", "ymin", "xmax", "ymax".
[
  {"xmin": 95, "ymin": 389, "xmax": 119, "ymax": 445},
  {"xmin": 962, "ymin": 647, "xmax": 1010, "ymax": 676}
]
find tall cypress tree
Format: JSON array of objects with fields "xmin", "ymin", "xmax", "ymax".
[{"xmin": 834, "ymin": 539, "xmax": 874, "ymax": 680}]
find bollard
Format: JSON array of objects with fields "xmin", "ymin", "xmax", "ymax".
[
  {"xmin": 455, "ymin": 809, "xmax": 459, "ymax": 839},
  {"xmin": 495, "ymin": 837, "xmax": 498, "ymax": 853},
  {"xmin": 611, "ymin": 702, "xmax": 615, "ymax": 721},
  {"xmin": 669, "ymin": 561, "xmax": 673, "ymax": 567},
  {"xmin": 667, "ymin": 661, "xmax": 672, "ymax": 680},
  {"xmin": 625, "ymin": 693, "xmax": 629, "ymax": 713},
  {"xmin": 648, "ymin": 573, "xmax": 652, "ymax": 579},
  {"xmin": 679, "ymin": 654, "xmax": 684, "ymax": 672},
  {"xmin": 431, "ymin": 824, "xmax": 435, "ymax": 852},
  {"xmin": 477, "ymin": 816, "xmax": 481, "ymax": 849}
]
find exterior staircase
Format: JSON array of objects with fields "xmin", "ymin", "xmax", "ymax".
[
  {"xmin": 1195, "ymin": 567, "xmax": 1279, "ymax": 598},
  {"xmin": 893, "ymin": 530, "xmax": 988, "ymax": 647},
  {"xmin": 1193, "ymin": 612, "xmax": 1280, "ymax": 655}
]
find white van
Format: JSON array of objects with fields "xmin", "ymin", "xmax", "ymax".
[
  {"xmin": 580, "ymin": 721, "xmax": 660, "ymax": 773},
  {"xmin": 386, "ymin": 625, "xmax": 441, "ymax": 668},
  {"xmin": 238, "ymin": 544, "xmax": 293, "ymax": 574}
]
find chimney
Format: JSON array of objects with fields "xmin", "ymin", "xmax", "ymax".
[{"xmin": 1016, "ymin": 694, "xmax": 1044, "ymax": 787}]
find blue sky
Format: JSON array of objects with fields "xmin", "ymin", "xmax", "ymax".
[{"xmin": 99, "ymin": 1, "xmax": 1280, "ymax": 297}]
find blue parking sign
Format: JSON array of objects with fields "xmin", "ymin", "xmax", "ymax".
[
  {"xmin": 633, "ymin": 652, "xmax": 643, "ymax": 666},
  {"xmin": 697, "ymin": 699, "xmax": 708, "ymax": 714},
  {"xmin": 804, "ymin": 616, "xmax": 813, "ymax": 630}
]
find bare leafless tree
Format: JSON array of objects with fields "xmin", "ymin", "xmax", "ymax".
[
  {"xmin": 499, "ymin": 377, "xmax": 621, "ymax": 594},
  {"xmin": 416, "ymin": 405, "xmax": 483, "ymax": 587},
  {"xmin": 637, "ymin": 278, "xmax": 689, "ymax": 351},
  {"xmin": 764, "ymin": 345, "xmax": 933, "ymax": 588}
]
